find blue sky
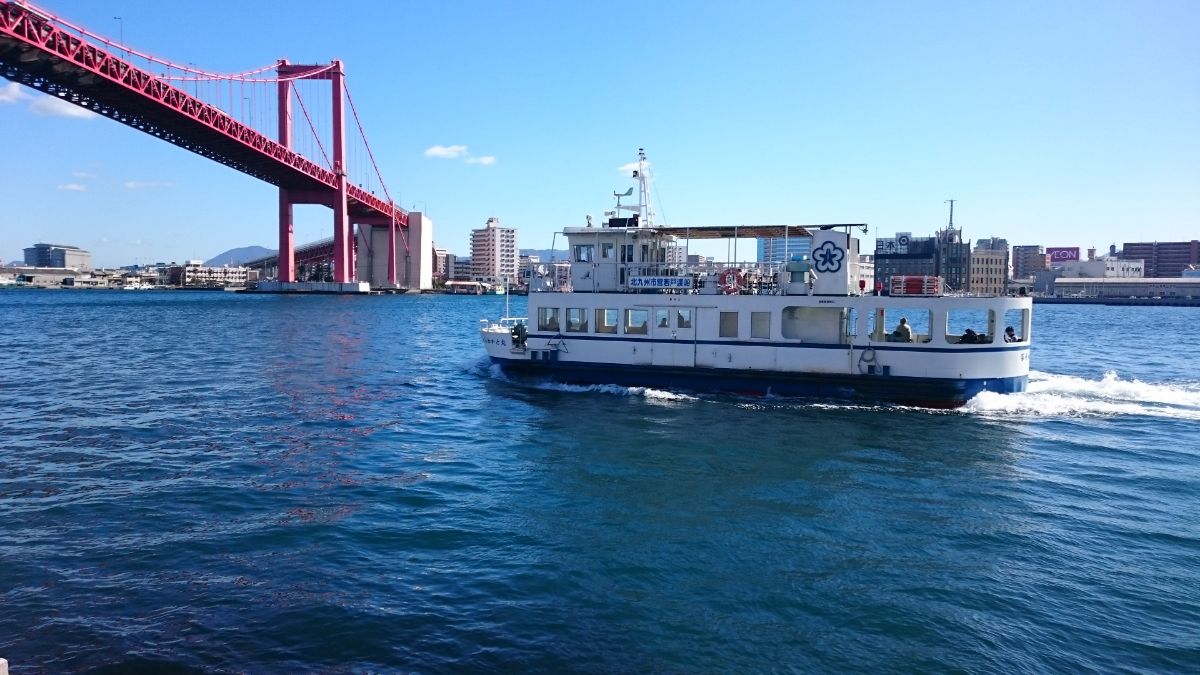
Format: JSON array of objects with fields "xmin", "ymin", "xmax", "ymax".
[{"xmin": 2, "ymin": 0, "xmax": 1197, "ymax": 267}]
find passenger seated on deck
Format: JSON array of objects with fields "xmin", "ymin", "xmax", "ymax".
[
  {"xmin": 959, "ymin": 328, "xmax": 979, "ymax": 344},
  {"xmin": 892, "ymin": 317, "xmax": 913, "ymax": 342},
  {"xmin": 1004, "ymin": 326, "xmax": 1019, "ymax": 342}
]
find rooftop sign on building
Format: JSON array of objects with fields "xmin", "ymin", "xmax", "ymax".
[{"xmin": 1047, "ymin": 247, "xmax": 1080, "ymax": 263}]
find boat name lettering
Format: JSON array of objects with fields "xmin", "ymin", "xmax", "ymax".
[{"xmin": 629, "ymin": 276, "xmax": 692, "ymax": 289}]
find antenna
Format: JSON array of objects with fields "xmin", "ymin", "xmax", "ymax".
[{"xmin": 945, "ymin": 199, "xmax": 956, "ymax": 228}]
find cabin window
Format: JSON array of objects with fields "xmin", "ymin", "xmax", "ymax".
[
  {"xmin": 574, "ymin": 245, "xmax": 594, "ymax": 263},
  {"xmin": 537, "ymin": 307, "xmax": 561, "ymax": 332},
  {"xmin": 537, "ymin": 306, "xmax": 559, "ymax": 329},
  {"xmin": 601, "ymin": 242, "xmax": 614, "ymax": 259},
  {"xmin": 719, "ymin": 311, "xmax": 739, "ymax": 338},
  {"xmin": 625, "ymin": 309, "xmax": 649, "ymax": 334},
  {"xmin": 875, "ymin": 308, "xmax": 933, "ymax": 343},
  {"xmin": 751, "ymin": 311, "xmax": 771, "ymax": 339},
  {"xmin": 566, "ymin": 308, "xmax": 589, "ymax": 332},
  {"xmin": 783, "ymin": 306, "xmax": 855, "ymax": 343},
  {"xmin": 676, "ymin": 309, "xmax": 693, "ymax": 329},
  {"xmin": 945, "ymin": 308, "xmax": 994, "ymax": 344},
  {"xmin": 595, "ymin": 308, "xmax": 618, "ymax": 334},
  {"xmin": 655, "ymin": 309, "xmax": 670, "ymax": 329},
  {"xmin": 1002, "ymin": 307, "xmax": 1029, "ymax": 343},
  {"xmin": 620, "ymin": 244, "xmax": 634, "ymax": 263}
]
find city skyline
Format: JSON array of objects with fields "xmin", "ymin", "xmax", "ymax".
[{"xmin": 2, "ymin": 0, "xmax": 1197, "ymax": 268}]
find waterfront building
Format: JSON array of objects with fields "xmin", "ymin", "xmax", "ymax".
[
  {"xmin": 166, "ymin": 260, "xmax": 249, "ymax": 287},
  {"xmin": 1121, "ymin": 240, "xmax": 1200, "ymax": 278},
  {"xmin": 451, "ymin": 257, "xmax": 473, "ymax": 281},
  {"xmin": 470, "ymin": 217, "xmax": 517, "ymax": 285},
  {"xmin": 665, "ymin": 244, "xmax": 688, "ymax": 266},
  {"xmin": 1012, "ymin": 245, "xmax": 1048, "ymax": 281},
  {"xmin": 1057, "ymin": 256, "xmax": 1144, "ymax": 278},
  {"xmin": 6, "ymin": 266, "xmax": 79, "ymax": 287},
  {"xmin": 518, "ymin": 254, "xmax": 540, "ymax": 288},
  {"xmin": 969, "ymin": 240, "xmax": 1010, "ymax": 296},
  {"xmin": 432, "ymin": 247, "xmax": 449, "ymax": 280},
  {"xmin": 757, "ymin": 236, "xmax": 812, "ymax": 265},
  {"xmin": 23, "ymin": 243, "xmax": 92, "ymax": 271},
  {"xmin": 874, "ymin": 228, "xmax": 970, "ymax": 293},
  {"xmin": 1053, "ymin": 277, "xmax": 1200, "ymax": 299}
]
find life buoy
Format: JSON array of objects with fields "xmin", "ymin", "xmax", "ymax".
[{"xmin": 718, "ymin": 268, "xmax": 744, "ymax": 295}]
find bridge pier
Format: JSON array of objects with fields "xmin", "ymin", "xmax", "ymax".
[
  {"xmin": 278, "ymin": 188, "xmax": 295, "ymax": 283},
  {"xmin": 356, "ymin": 212, "xmax": 432, "ymax": 290}
]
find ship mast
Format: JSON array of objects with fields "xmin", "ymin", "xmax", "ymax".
[{"xmin": 634, "ymin": 148, "xmax": 655, "ymax": 227}]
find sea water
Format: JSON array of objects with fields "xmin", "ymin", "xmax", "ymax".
[{"xmin": 0, "ymin": 291, "xmax": 1197, "ymax": 672}]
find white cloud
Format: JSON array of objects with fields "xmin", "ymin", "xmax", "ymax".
[
  {"xmin": 29, "ymin": 94, "xmax": 98, "ymax": 119},
  {"xmin": 56, "ymin": 183, "xmax": 87, "ymax": 192},
  {"xmin": 0, "ymin": 82, "xmax": 31, "ymax": 104},
  {"xmin": 123, "ymin": 180, "xmax": 174, "ymax": 189},
  {"xmin": 465, "ymin": 156, "xmax": 496, "ymax": 166},
  {"xmin": 72, "ymin": 170, "xmax": 97, "ymax": 178},
  {"xmin": 425, "ymin": 144, "xmax": 469, "ymax": 159}
]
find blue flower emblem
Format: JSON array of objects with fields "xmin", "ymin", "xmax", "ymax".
[{"xmin": 813, "ymin": 240, "xmax": 844, "ymax": 274}]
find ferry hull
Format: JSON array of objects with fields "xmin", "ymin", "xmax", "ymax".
[{"xmin": 490, "ymin": 356, "xmax": 1026, "ymax": 409}]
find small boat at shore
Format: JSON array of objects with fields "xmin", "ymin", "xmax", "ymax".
[{"xmin": 481, "ymin": 150, "xmax": 1031, "ymax": 408}]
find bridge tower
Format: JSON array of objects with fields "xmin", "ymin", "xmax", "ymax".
[{"xmin": 275, "ymin": 59, "xmax": 356, "ymax": 284}]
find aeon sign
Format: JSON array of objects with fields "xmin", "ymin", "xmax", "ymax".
[{"xmin": 1047, "ymin": 247, "xmax": 1080, "ymax": 262}]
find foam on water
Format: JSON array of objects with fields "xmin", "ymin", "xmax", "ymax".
[{"xmin": 964, "ymin": 370, "xmax": 1200, "ymax": 420}]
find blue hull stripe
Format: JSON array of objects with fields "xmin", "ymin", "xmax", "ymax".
[{"xmin": 491, "ymin": 357, "xmax": 1027, "ymax": 408}]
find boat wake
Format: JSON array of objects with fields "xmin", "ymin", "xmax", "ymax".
[{"xmin": 964, "ymin": 370, "xmax": 1200, "ymax": 420}]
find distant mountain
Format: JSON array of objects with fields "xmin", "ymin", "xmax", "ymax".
[
  {"xmin": 520, "ymin": 248, "xmax": 568, "ymax": 262},
  {"xmin": 206, "ymin": 246, "xmax": 275, "ymax": 267}
]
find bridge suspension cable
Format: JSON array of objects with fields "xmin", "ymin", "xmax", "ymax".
[{"xmin": 344, "ymin": 80, "xmax": 393, "ymax": 206}]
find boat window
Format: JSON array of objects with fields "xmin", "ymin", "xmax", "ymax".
[
  {"xmin": 620, "ymin": 244, "xmax": 634, "ymax": 263},
  {"xmin": 945, "ymin": 308, "xmax": 994, "ymax": 344},
  {"xmin": 566, "ymin": 308, "xmax": 589, "ymax": 332},
  {"xmin": 655, "ymin": 309, "xmax": 670, "ymax": 329},
  {"xmin": 847, "ymin": 308, "xmax": 859, "ymax": 338},
  {"xmin": 574, "ymin": 245, "xmax": 594, "ymax": 263},
  {"xmin": 719, "ymin": 311, "xmax": 738, "ymax": 338},
  {"xmin": 537, "ymin": 307, "xmax": 561, "ymax": 332},
  {"xmin": 1002, "ymin": 307, "xmax": 1029, "ymax": 343},
  {"xmin": 870, "ymin": 308, "xmax": 933, "ymax": 343},
  {"xmin": 782, "ymin": 306, "xmax": 848, "ymax": 343},
  {"xmin": 751, "ymin": 311, "xmax": 770, "ymax": 339},
  {"xmin": 595, "ymin": 308, "xmax": 618, "ymax": 334},
  {"xmin": 601, "ymin": 242, "xmax": 614, "ymax": 259},
  {"xmin": 625, "ymin": 309, "xmax": 649, "ymax": 335},
  {"xmin": 676, "ymin": 309, "xmax": 692, "ymax": 329}
]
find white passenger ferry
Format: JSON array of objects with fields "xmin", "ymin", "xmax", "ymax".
[{"xmin": 481, "ymin": 151, "xmax": 1031, "ymax": 408}]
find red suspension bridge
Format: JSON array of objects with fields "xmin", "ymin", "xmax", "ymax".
[{"xmin": 0, "ymin": 0, "xmax": 426, "ymax": 289}]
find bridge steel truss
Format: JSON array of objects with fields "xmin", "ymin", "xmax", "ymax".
[{"xmin": 0, "ymin": 1, "xmax": 408, "ymax": 285}]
